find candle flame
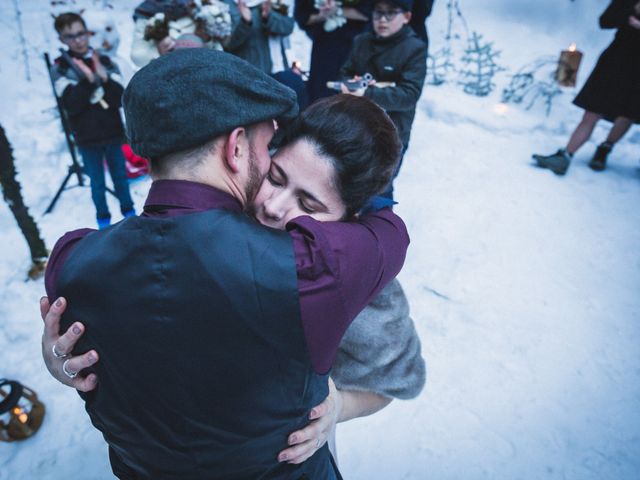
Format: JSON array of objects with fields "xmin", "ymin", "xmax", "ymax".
[
  {"xmin": 12, "ymin": 407, "xmax": 28, "ymax": 423},
  {"xmin": 569, "ymin": 43, "xmax": 577, "ymax": 52},
  {"xmin": 493, "ymin": 103, "xmax": 510, "ymax": 116}
]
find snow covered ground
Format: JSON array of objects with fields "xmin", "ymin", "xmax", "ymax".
[{"xmin": 1, "ymin": 1, "xmax": 639, "ymax": 479}]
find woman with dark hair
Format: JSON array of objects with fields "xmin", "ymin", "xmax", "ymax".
[
  {"xmin": 44, "ymin": 94, "xmax": 425, "ymax": 468},
  {"xmin": 255, "ymin": 94, "xmax": 426, "ymax": 463}
]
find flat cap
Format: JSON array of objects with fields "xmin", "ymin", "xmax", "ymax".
[{"xmin": 123, "ymin": 49, "xmax": 299, "ymax": 159}]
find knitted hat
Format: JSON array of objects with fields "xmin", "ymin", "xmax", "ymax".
[{"xmin": 123, "ymin": 48, "xmax": 299, "ymax": 159}]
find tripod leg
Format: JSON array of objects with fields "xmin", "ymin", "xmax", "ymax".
[
  {"xmin": 72, "ymin": 160, "xmax": 85, "ymax": 186},
  {"xmin": 44, "ymin": 168, "xmax": 74, "ymax": 215}
]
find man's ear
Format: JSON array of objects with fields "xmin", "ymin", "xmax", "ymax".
[
  {"xmin": 224, "ymin": 127, "xmax": 248, "ymax": 173},
  {"xmin": 403, "ymin": 11, "xmax": 412, "ymax": 23}
]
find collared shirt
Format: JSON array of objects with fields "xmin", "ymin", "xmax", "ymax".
[{"xmin": 45, "ymin": 179, "xmax": 409, "ymax": 374}]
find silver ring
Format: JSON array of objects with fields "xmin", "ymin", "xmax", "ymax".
[
  {"xmin": 62, "ymin": 359, "xmax": 78, "ymax": 379},
  {"xmin": 315, "ymin": 438, "xmax": 322, "ymax": 449},
  {"xmin": 52, "ymin": 343, "xmax": 69, "ymax": 359}
]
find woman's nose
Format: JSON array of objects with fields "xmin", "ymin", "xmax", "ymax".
[{"xmin": 263, "ymin": 192, "xmax": 287, "ymax": 221}]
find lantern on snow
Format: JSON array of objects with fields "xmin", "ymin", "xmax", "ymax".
[
  {"xmin": 0, "ymin": 379, "xmax": 45, "ymax": 442},
  {"xmin": 555, "ymin": 43, "xmax": 583, "ymax": 87}
]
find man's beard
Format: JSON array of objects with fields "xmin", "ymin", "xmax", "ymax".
[{"xmin": 243, "ymin": 148, "xmax": 263, "ymax": 215}]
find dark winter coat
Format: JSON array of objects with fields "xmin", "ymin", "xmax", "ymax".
[
  {"xmin": 224, "ymin": 1, "xmax": 294, "ymax": 74},
  {"xmin": 50, "ymin": 51, "xmax": 125, "ymax": 147},
  {"xmin": 573, "ymin": 0, "xmax": 640, "ymax": 123},
  {"xmin": 340, "ymin": 25, "xmax": 427, "ymax": 148},
  {"xmin": 409, "ymin": 0, "xmax": 434, "ymax": 47},
  {"xmin": 295, "ymin": 0, "xmax": 371, "ymax": 102}
]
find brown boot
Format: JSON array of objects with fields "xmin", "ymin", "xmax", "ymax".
[
  {"xmin": 588, "ymin": 142, "xmax": 612, "ymax": 171},
  {"xmin": 27, "ymin": 257, "xmax": 48, "ymax": 280}
]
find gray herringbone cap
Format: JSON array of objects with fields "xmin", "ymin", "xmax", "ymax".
[{"xmin": 123, "ymin": 48, "xmax": 298, "ymax": 159}]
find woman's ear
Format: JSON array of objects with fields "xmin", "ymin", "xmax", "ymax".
[{"xmin": 224, "ymin": 127, "xmax": 248, "ymax": 173}]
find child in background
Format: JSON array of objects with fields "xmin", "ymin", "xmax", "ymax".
[
  {"xmin": 339, "ymin": 0, "xmax": 426, "ymax": 200},
  {"xmin": 532, "ymin": 0, "xmax": 640, "ymax": 175},
  {"xmin": 51, "ymin": 13, "xmax": 134, "ymax": 228},
  {"xmin": 294, "ymin": 0, "xmax": 371, "ymax": 103}
]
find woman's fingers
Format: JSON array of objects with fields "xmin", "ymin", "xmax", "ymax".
[
  {"xmin": 39, "ymin": 296, "xmax": 50, "ymax": 321},
  {"xmin": 72, "ymin": 372, "xmax": 99, "ymax": 393},
  {"xmin": 287, "ymin": 418, "xmax": 323, "ymax": 446},
  {"xmin": 55, "ymin": 322, "xmax": 85, "ymax": 356},
  {"xmin": 40, "ymin": 296, "xmax": 100, "ymax": 393},
  {"xmin": 42, "ymin": 297, "xmax": 66, "ymax": 341},
  {"xmin": 278, "ymin": 438, "xmax": 323, "ymax": 464},
  {"xmin": 63, "ymin": 350, "xmax": 99, "ymax": 378},
  {"xmin": 309, "ymin": 397, "xmax": 330, "ymax": 420}
]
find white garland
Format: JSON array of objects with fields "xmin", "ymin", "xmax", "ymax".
[
  {"xmin": 193, "ymin": 0, "xmax": 233, "ymax": 39},
  {"xmin": 314, "ymin": 0, "xmax": 346, "ymax": 32}
]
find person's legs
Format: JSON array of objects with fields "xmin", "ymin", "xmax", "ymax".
[
  {"xmin": 566, "ymin": 110, "xmax": 602, "ymax": 154},
  {"xmin": 78, "ymin": 145, "xmax": 110, "ymax": 223},
  {"xmin": 532, "ymin": 110, "xmax": 602, "ymax": 175},
  {"xmin": 588, "ymin": 116, "xmax": 632, "ymax": 171},
  {"xmin": 104, "ymin": 143, "xmax": 134, "ymax": 216},
  {"xmin": 605, "ymin": 116, "xmax": 633, "ymax": 144}
]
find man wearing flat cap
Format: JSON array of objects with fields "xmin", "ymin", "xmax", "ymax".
[{"xmin": 42, "ymin": 49, "xmax": 408, "ymax": 479}]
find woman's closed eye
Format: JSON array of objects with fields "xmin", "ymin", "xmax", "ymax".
[
  {"xmin": 267, "ymin": 171, "xmax": 285, "ymax": 187},
  {"xmin": 297, "ymin": 197, "xmax": 315, "ymax": 214}
]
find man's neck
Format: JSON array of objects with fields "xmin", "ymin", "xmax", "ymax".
[{"xmin": 151, "ymin": 170, "xmax": 248, "ymax": 209}]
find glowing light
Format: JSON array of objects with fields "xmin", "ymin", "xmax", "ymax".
[
  {"xmin": 568, "ymin": 43, "xmax": 577, "ymax": 52},
  {"xmin": 493, "ymin": 103, "xmax": 510, "ymax": 116},
  {"xmin": 12, "ymin": 407, "xmax": 28, "ymax": 423}
]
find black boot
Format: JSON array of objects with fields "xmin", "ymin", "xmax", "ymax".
[
  {"xmin": 588, "ymin": 142, "xmax": 612, "ymax": 171},
  {"xmin": 532, "ymin": 149, "xmax": 572, "ymax": 175}
]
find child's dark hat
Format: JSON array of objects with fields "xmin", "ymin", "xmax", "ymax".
[{"xmin": 375, "ymin": 0, "xmax": 413, "ymax": 12}]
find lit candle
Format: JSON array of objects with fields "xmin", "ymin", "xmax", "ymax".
[{"xmin": 555, "ymin": 43, "xmax": 583, "ymax": 87}]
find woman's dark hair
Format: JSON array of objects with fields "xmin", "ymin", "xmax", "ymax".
[
  {"xmin": 278, "ymin": 95, "xmax": 401, "ymax": 218},
  {"xmin": 54, "ymin": 12, "xmax": 86, "ymax": 34}
]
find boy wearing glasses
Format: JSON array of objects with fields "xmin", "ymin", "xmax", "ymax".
[
  {"xmin": 339, "ymin": 0, "xmax": 426, "ymax": 199},
  {"xmin": 51, "ymin": 13, "xmax": 134, "ymax": 229}
]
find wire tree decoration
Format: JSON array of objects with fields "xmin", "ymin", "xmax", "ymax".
[
  {"xmin": 426, "ymin": 0, "xmax": 469, "ymax": 85},
  {"xmin": 501, "ymin": 56, "xmax": 563, "ymax": 116},
  {"xmin": 458, "ymin": 32, "xmax": 504, "ymax": 97}
]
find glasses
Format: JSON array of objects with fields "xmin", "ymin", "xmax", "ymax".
[
  {"xmin": 372, "ymin": 9, "xmax": 403, "ymax": 21},
  {"xmin": 61, "ymin": 31, "xmax": 88, "ymax": 42}
]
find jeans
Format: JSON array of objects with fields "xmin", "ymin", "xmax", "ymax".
[
  {"xmin": 380, "ymin": 145, "xmax": 408, "ymax": 201},
  {"xmin": 78, "ymin": 142, "xmax": 134, "ymax": 220}
]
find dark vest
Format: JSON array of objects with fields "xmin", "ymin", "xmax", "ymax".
[{"xmin": 57, "ymin": 209, "xmax": 336, "ymax": 480}]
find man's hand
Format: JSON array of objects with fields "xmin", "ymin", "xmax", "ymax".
[
  {"xmin": 318, "ymin": 0, "xmax": 338, "ymax": 19},
  {"xmin": 91, "ymin": 51, "xmax": 108, "ymax": 82},
  {"xmin": 238, "ymin": 0, "xmax": 253, "ymax": 24},
  {"xmin": 340, "ymin": 82, "xmax": 366, "ymax": 97},
  {"xmin": 41, "ymin": 296, "xmax": 99, "ymax": 392},
  {"xmin": 278, "ymin": 379, "xmax": 342, "ymax": 464},
  {"xmin": 72, "ymin": 58, "xmax": 96, "ymax": 83},
  {"xmin": 261, "ymin": 0, "xmax": 272, "ymax": 20}
]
